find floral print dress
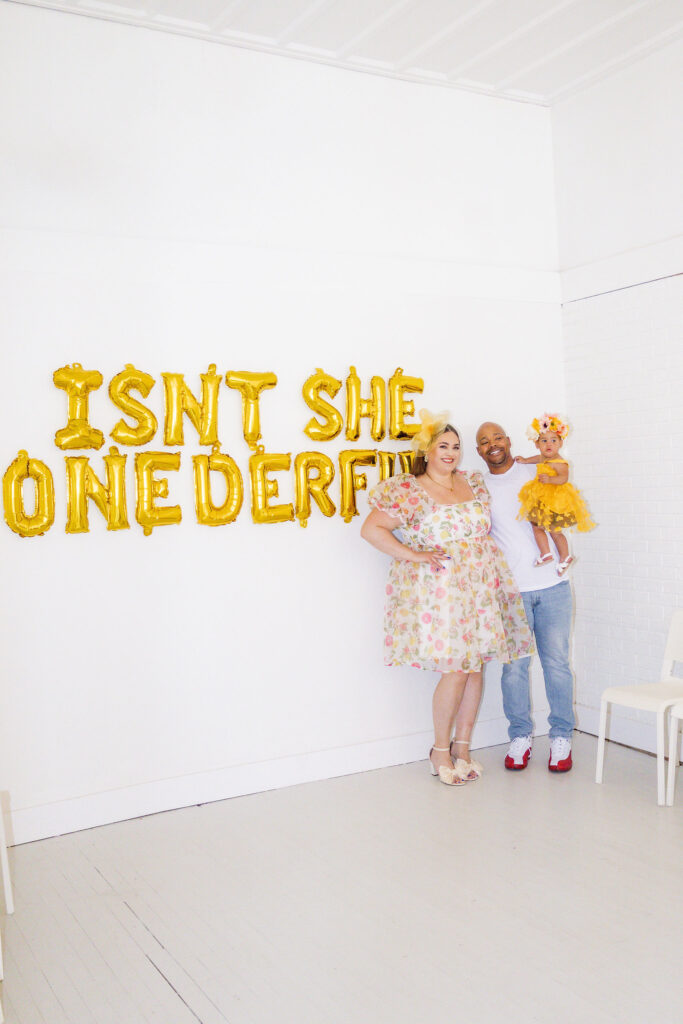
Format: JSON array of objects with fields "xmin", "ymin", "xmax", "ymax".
[{"xmin": 368, "ymin": 473, "xmax": 533, "ymax": 673}]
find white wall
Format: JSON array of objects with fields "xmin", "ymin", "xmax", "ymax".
[
  {"xmin": 553, "ymin": 37, "xmax": 683, "ymax": 301},
  {"xmin": 552, "ymin": 40, "xmax": 683, "ymax": 748},
  {"xmin": 562, "ymin": 276, "xmax": 683, "ymax": 747},
  {"xmin": 0, "ymin": 4, "xmax": 563, "ymax": 844}
]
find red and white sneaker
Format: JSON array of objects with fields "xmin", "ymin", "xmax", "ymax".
[
  {"xmin": 505, "ymin": 735, "xmax": 532, "ymax": 770},
  {"xmin": 548, "ymin": 737, "xmax": 572, "ymax": 772}
]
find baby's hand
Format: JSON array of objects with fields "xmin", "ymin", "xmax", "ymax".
[
  {"xmin": 515, "ymin": 456, "xmax": 531, "ymax": 464},
  {"xmin": 538, "ymin": 474, "xmax": 551, "ymax": 484}
]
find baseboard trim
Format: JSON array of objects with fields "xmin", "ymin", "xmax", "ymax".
[
  {"xmin": 13, "ymin": 704, "xmax": 663, "ymax": 846},
  {"xmin": 575, "ymin": 704, "xmax": 659, "ymax": 754},
  {"xmin": 8, "ymin": 715, "xmax": 523, "ymax": 845}
]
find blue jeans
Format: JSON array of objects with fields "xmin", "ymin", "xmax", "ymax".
[{"xmin": 501, "ymin": 581, "xmax": 574, "ymax": 740}]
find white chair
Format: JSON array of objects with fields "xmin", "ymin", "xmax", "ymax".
[
  {"xmin": 0, "ymin": 806, "xmax": 12, "ymax": 919},
  {"xmin": 595, "ymin": 609, "xmax": 683, "ymax": 805},
  {"xmin": 0, "ymin": 798, "xmax": 14, "ymax": 1023},
  {"xmin": 666, "ymin": 701, "xmax": 683, "ymax": 805}
]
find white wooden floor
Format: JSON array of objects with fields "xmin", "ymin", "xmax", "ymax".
[{"xmin": 2, "ymin": 732, "xmax": 682, "ymax": 1024}]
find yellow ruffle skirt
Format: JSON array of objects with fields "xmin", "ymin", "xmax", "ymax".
[{"xmin": 518, "ymin": 463, "xmax": 595, "ymax": 532}]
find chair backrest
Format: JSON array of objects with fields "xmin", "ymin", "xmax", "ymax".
[{"xmin": 662, "ymin": 608, "xmax": 683, "ymax": 682}]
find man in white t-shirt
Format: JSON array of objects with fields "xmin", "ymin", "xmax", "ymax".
[{"xmin": 476, "ymin": 422, "xmax": 574, "ymax": 772}]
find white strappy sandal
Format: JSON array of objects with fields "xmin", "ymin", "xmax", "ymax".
[
  {"xmin": 450, "ymin": 740, "xmax": 484, "ymax": 781},
  {"xmin": 533, "ymin": 552, "xmax": 554, "ymax": 567},
  {"xmin": 429, "ymin": 746, "xmax": 466, "ymax": 786},
  {"xmin": 557, "ymin": 555, "xmax": 575, "ymax": 576}
]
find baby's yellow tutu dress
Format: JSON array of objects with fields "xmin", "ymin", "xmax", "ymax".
[{"xmin": 518, "ymin": 460, "xmax": 595, "ymax": 532}]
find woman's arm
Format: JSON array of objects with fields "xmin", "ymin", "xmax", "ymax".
[{"xmin": 360, "ymin": 508, "xmax": 450, "ymax": 571}]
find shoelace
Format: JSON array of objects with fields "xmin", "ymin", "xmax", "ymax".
[
  {"xmin": 550, "ymin": 738, "xmax": 571, "ymax": 758},
  {"xmin": 509, "ymin": 736, "xmax": 531, "ymax": 754}
]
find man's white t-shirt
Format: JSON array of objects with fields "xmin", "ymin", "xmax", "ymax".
[{"xmin": 484, "ymin": 462, "xmax": 561, "ymax": 593}]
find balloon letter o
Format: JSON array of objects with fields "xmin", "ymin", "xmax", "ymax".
[{"xmin": 3, "ymin": 451, "xmax": 55, "ymax": 537}]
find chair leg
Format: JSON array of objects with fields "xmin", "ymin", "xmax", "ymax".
[
  {"xmin": 595, "ymin": 699, "xmax": 608, "ymax": 783},
  {"xmin": 667, "ymin": 716, "xmax": 680, "ymax": 806},
  {"xmin": 0, "ymin": 809, "xmax": 12, "ymax": 916},
  {"xmin": 656, "ymin": 711, "xmax": 666, "ymax": 806}
]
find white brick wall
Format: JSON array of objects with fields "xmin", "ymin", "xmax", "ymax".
[{"xmin": 562, "ymin": 274, "xmax": 683, "ymax": 745}]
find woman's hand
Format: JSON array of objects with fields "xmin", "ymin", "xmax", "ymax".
[
  {"xmin": 360, "ymin": 509, "xmax": 451, "ymax": 569},
  {"xmin": 412, "ymin": 550, "xmax": 451, "ymax": 572}
]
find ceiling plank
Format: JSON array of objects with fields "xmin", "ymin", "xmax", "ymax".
[
  {"xmin": 335, "ymin": 0, "xmax": 416, "ymax": 58},
  {"xmin": 6, "ymin": 0, "xmax": 682, "ymax": 106},
  {"xmin": 394, "ymin": 0, "xmax": 500, "ymax": 70},
  {"xmin": 496, "ymin": 0, "xmax": 652, "ymax": 88},
  {"xmin": 277, "ymin": 0, "xmax": 339, "ymax": 45},
  {"xmin": 548, "ymin": 21, "xmax": 683, "ymax": 101},
  {"xmin": 208, "ymin": 0, "xmax": 253, "ymax": 34},
  {"xmin": 445, "ymin": 0, "xmax": 583, "ymax": 78}
]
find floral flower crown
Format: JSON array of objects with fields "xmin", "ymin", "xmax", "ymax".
[
  {"xmin": 411, "ymin": 408, "xmax": 451, "ymax": 454},
  {"xmin": 526, "ymin": 412, "xmax": 569, "ymax": 442}
]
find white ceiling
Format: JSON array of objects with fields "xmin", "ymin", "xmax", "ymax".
[{"xmin": 11, "ymin": 0, "xmax": 683, "ymax": 105}]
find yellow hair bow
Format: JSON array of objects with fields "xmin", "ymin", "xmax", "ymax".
[{"xmin": 411, "ymin": 408, "xmax": 450, "ymax": 454}]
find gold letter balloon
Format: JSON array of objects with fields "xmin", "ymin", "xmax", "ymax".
[
  {"xmin": 388, "ymin": 367, "xmax": 423, "ymax": 440},
  {"xmin": 3, "ymin": 451, "xmax": 55, "ymax": 537},
  {"xmin": 135, "ymin": 451, "xmax": 182, "ymax": 536},
  {"xmin": 345, "ymin": 366, "xmax": 386, "ymax": 442},
  {"xmin": 302, "ymin": 369, "xmax": 343, "ymax": 442},
  {"xmin": 193, "ymin": 446, "xmax": 244, "ymax": 526},
  {"xmin": 4, "ymin": 364, "xmax": 428, "ymax": 536},
  {"xmin": 109, "ymin": 364, "xmax": 158, "ymax": 446},
  {"xmin": 163, "ymin": 364, "xmax": 221, "ymax": 447},
  {"xmin": 53, "ymin": 363, "xmax": 105, "ymax": 450},
  {"xmin": 225, "ymin": 371, "xmax": 277, "ymax": 450},
  {"xmin": 294, "ymin": 451, "xmax": 335, "ymax": 528},
  {"xmin": 249, "ymin": 448, "xmax": 294, "ymax": 525},
  {"xmin": 65, "ymin": 448, "xmax": 130, "ymax": 533},
  {"xmin": 339, "ymin": 450, "xmax": 377, "ymax": 523}
]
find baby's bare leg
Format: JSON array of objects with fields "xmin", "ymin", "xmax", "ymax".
[
  {"xmin": 532, "ymin": 524, "xmax": 551, "ymax": 558},
  {"xmin": 550, "ymin": 530, "xmax": 568, "ymax": 562}
]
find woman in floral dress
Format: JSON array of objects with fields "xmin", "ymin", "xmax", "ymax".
[{"xmin": 360, "ymin": 412, "xmax": 533, "ymax": 786}]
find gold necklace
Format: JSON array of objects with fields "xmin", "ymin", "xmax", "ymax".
[{"xmin": 425, "ymin": 471, "xmax": 456, "ymax": 494}]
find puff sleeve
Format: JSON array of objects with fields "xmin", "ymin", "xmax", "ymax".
[
  {"xmin": 367, "ymin": 474, "xmax": 417, "ymax": 527},
  {"xmin": 467, "ymin": 471, "xmax": 490, "ymax": 504}
]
